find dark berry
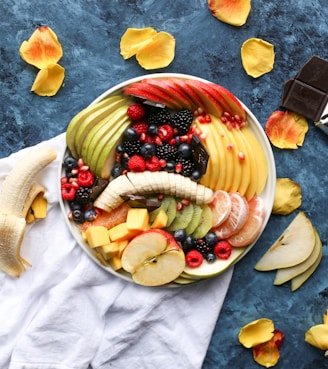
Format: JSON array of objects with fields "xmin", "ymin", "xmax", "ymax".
[
  {"xmin": 156, "ymin": 143, "xmax": 177, "ymax": 160},
  {"xmin": 69, "ymin": 201, "xmax": 82, "ymax": 211},
  {"xmin": 205, "ymin": 232, "xmax": 218, "ymax": 247},
  {"xmin": 116, "ymin": 144, "xmax": 124, "ymax": 154},
  {"xmin": 84, "ymin": 208, "xmax": 97, "ymax": 222},
  {"xmin": 111, "ymin": 163, "xmax": 123, "ymax": 178},
  {"xmin": 178, "ymin": 143, "xmax": 192, "ymax": 158},
  {"xmin": 72, "ymin": 209, "xmax": 84, "ymax": 223},
  {"xmin": 174, "ymin": 229, "xmax": 187, "ymax": 243},
  {"xmin": 148, "ymin": 108, "xmax": 171, "ymax": 126},
  {"xmin": 195, "ymin": 238, "xmax": 211, "ymax": 257},
  {"xmin": 75, "ymin": 187, "xmax": 91, "ymax": 205},
  {"xmin": 140, "ymin": 143, "xmax": 156, "ymax": 159},
  {"xmin": 63, "ymin": 156, "xmax": 78, "ymax": 171},
  {"xmin": 183, "ymin": 235, "xmax": 196, "ymax": 249},
  {"xmin": 176, "ymin": 156, "xmax": 195, "ymax": 176},
  {"xmin": 124, "ymin": 127, "xmax": 139, "ymax": 141},
  {"xmin": 164, "ymin": 160, "xmax": 176, "ymax": 172},
  {"xmin": 172, "ymin": 109, "xmax": 193, "ymax": 135},
  {"xmin": 206, "ymin": 252, "xmax": 216, "ymax": 263},
  {"xmin": 147, "ymin": 124, "xmax": 158, "ymax": 136},
  {"xmin": 122, "ymin": 140, "xmax": 142, "ymax": 156},
  {"xmin": 190, "ymin": 169, "xmax": 202, "ymax": 181}
]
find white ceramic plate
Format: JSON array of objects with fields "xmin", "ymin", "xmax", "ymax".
[{"xmin": 59, "ymin": 73, "xmax": 276, "ymax": 287}]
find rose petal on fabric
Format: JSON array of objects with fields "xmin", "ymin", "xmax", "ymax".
[
  {"xmin": 272, "ymin": 178, "xmax": 302, "ymax": 215},
  {"xmin": 208, "ymin": 0, "xmax": 251, "ymax": 26},
  {"xmin": 253, "ymin": 330, "xmax": 284, "ymax": 368},
  {"xmin": 120, "ymin": 27, "xmax": 157, "ymax": 59},
  {"xmin": 238, "ymin": 318, "xmax": 275, "ymax": 349},
  {"xmin": 305, "ymin": 324, "xmax": 328, "ymax": 350},
  {"xmin": 136, "ymin": 31, "xmax": 176, "ymax": 70},
  {"xmin": 241, "ymin": 38, "xmax": 275, "ymax": 78},
  {"xmin": 323, "ymin": 310, "xmax": 328, "ymax": 325},
  {"xmin": 265, "ymin": 110, "xmax": 309, "ymax": 149},
  {"xmin": 19, "ymin": 26, "xmax": 63, "ymax": 69},
  {"xmin": 31, "ymin": 64, "xmax": 65, "ymax": 96}
]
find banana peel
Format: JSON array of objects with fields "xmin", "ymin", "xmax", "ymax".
[{"xmin": 0, "ymin": 146, "xmax": 57, "ymax": 277}]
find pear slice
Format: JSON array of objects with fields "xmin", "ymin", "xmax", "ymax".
[
  {"xmin": 254, "ymin": 212, "xmax": 315, "ymax": 271},
  {"xmin": 274, "ymin": 227, "xmax": 322, "ymax": 285},
  {"xmin": 291, "ymin": 231, "xmax": 322, "ymax": 291}
]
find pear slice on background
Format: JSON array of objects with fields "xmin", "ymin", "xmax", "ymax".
[
  {"xmin": 274, "ymin": 227, "xmax": 322, "ymax": 285},
  {"xmin": 254, "ymin": 212, "xmax": 315, "ymax": 271}
]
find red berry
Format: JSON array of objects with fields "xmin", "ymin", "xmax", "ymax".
[
  {"xmin": 157, "ymin": 124, "xmax": 174, "ymax": 142},
  {"xmin": 132, "ymin": 120, "xmax": 148, "ymax": 135},
  {"xmin": 61, "ymin": 183, "xmax": 76, "ymax": 201},
  {"xmin": 128, "ymin": 155, "xmax": 146, "ymax": 172},
  {"xmin": 77, "ymin": 170, "xmax": 94, "ymax": 187},
  {"xmin": 145, "ymin": 156, "xmax": 161, "ymax": 171},
  {"xmin": 185, "ymin": 250, "xmax": 203, "ymax": 268},
  {"xmin": 213, "ymin": 240, "xmax": 232, "ymax": 260},
  {"xmin": 127, "ymin": 104, "xmax": 146, "ymax": 121}
]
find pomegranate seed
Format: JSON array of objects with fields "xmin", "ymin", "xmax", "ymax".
[
  {"xmin": 198, "ymin": 116, "xmax": 206, "ymax": 123},
  {"xmin": 157, "ymin": 194, "xmax": 164, "ymax": 201},
  {"xmin": 159, "ymin": 159, "xmax": 167, "ymax": 167},
  {"xmin": 176, "ymin": 202, "xmax": 183, "ymax": 211},
  {"xmin": 154, "ymin": 136, "xmax": 162, "ymax": 145},
  {"xmin": 77, "ymin": 158, "xmax": 84, "ymax": 167},
  {"xmin": 61, "ymin": 177, "xmax": 68, "ymax": 184},
  {"xmin": 181, "ymin": 198, "xmax": 190, "ymax": 206},
  {"xmin": 227, "ymin": 143, "xmax": 234, "ymax": 150},
  {"xmin": 223, "ymin": 111, "xmax": 231, "ymax": 119},
  {"xmin": 179, "ymin": 135, "xmax": 189, "ymax": 142},
  {"xmin": 71, "ymin": 168, "xmax": 79, "ymax": 176},
  {"xmin": 204, "ymin": 114, "xmax": 212, "ymax": 122},
  {"xmin": 139, "ymin": 132, "xmax": 147, "ymax": 142},
  {"xmin": 79, "ymin": 165, "xmax": 89, "ymax": 172},
  {"xmin": 169, "ymin": 138, "xmax": 176, "ymax": 145},
  {"xmin": 238, "ymin": 151, "xmax": 246, "ymax": 161},
  {"xmin": 175, "ymin": 163, "xmax": 183, "ymax": 173}
]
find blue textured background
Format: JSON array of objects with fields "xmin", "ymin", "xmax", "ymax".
[{"xmin": 1, "ymin": 1, "xmax": 328, "ymax": 368}]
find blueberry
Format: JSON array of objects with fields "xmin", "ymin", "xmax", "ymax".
[
  {"xmin": 69, "ymin": 201, "xmax": 82, "ymax": 211},
  {"xmin": 148, "ymin": 124, "xmax": 158, "ymax": 136},
  {"xmin": 174, "ymin": 229, "xmax": 187, "ymax": 243},
  {"xmin": 124, "ymin": 127, "xmax": 139, "ymax": 141},
  {"xmin": 84, "ymin": 208, "xmax": 97, "ymax": 222},
  {"xmin": 140, "ymin": 143, "xmax": 156, "ymax": 158},
  {"xmin": 165, "ymin": 160, "xmax": 176, "ymax": 172},
  {"xmin": 183, "ymin": 235, "xmax": 196, "ymax": 248},
  {"xmin": 190, "ymin": 169, "xmax": 202, "ymax": 181},
  {"xmin": 116, "ymin": 144, "xmax": 124, "ymax": 154},
  {"xmin": 63, "ymin": 156, "xmax": 78, "ymax": 171},
  {"xmin": 111, "ymin": 163, "xmax": 123, "ymax": 178},
  {"xmin": 206, "ymin": 252, "xmax": 216, "ymax": 263},
  {"xmin": 205, "ymin": 232, "xmax": 218, "ymax": 247},
  {"xmin": 178, "ymin": 143, "xmax": 192, "ymax": 158},
  {"xmin": 72, "ymin": 209, "xmax": 84, "ymax": 223},
  {"xmin": 120, "ymin": 157, "xmax": 130, "ymax": 169}
]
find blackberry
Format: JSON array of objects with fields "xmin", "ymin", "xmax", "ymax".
[
  {"xmin": 194, "ymin": 239, "xmax": 212, "ymax": 257},
  {"xmin": 172, "ymin": 109, "xmax": 193, "ymax": 135},
  {"xmin": 176, "ymin": 155, "xmax": 195, "ymax": 176},
  {"xmin": 75, "ymin": 187, "xmax": 91, "ymax": 205},
  {"xmin": 147, "ymin": 108, "xmax": 171, "ymax": 126},
  {"xmin": 156, "ymin": 143, "xmax": 177, "ymax": 160},
  {"xmin": 122, "ymin": 140, "xmax": 142, "ymax": 156}
]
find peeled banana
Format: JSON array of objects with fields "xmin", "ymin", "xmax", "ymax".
[
  {"xmin": 94, "ymin": 171, "xmax": 214, "ymax": 213},
  {"xmin": 0, "ymin": 146, "xmax": 57, "ymax": 277}
]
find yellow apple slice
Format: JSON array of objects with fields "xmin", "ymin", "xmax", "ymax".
[
  {"xmin": 121, "ymin": 229, "xmax": 185, "ymax": 286},
  {"xmin": 274, "ymin": 227, "xmax": 322, "ymax": 286},
  {"xmin": 254, "ymin": 212, "xmax": 316, "ymax": 271}
]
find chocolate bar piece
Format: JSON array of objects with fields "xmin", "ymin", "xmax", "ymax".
[{"xmin": 280, "ymin": 55, "xmax": 328, "ymax": 122}]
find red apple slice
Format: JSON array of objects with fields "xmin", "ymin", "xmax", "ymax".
[
  {"xmin": 213, "ymin": 192, "xmax": 249, "ymax": 239},
  {"xmin": 171, "ymin": 77, "xmax": 204, "ymax": 110},
  {"xmin": 227, "ymin": 195, "xmax": 265, "ymax": 247},
  {"xmin": 121, "ymin": 229, "xmax": 185, "ymax": 286}
]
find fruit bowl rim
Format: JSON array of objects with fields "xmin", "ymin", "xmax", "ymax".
[{"xmin": 59, "ymin": 72, "xmax": 276, "ymax": 288}]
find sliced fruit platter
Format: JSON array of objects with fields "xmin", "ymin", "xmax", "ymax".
[{"xmin": 59, "ymin": 73, "xmax": 276, "ymax": 287}]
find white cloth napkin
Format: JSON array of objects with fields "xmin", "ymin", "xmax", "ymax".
[{"xmin": 0, "ymin": 134, "xmax": 233, "ymax": 369}]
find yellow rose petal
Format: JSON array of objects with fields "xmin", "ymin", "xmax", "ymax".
[
  {"xmin": 239, "ymin": 318, "xmax": 275, "ymax": 348},
  {"xmin": 31, "ymin": 64, "xmax": 65, "ymax": 96},
  {"xmin": 120, "ymin": 27, "xmax": 157, "ymax": 59},
  {"xmin": 136, "ymin": 31, "xmax": 176, "ymax": 70},
  {"xmin": 241, "ymin": 38, "xmax": 275, "ymax": 78},
  {"xmin": 305, "ymin": 324, "xmax": 328, "ymax": 350},
  {"xmin": 19, "ymin": 26, "xmax": 63, "ymax": 69},
  {"xmin": 272, "ymin": 178, "xmax": 302, "ymax": 215},
  {"xmin": 208, "ymin": 0, "xmax": 251, "ymax": 27}
]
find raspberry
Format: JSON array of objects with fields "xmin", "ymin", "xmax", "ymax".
[
  {"xmin": 185, "ymin": 250, "xmax": 203, "ymax": 268},
  {"xmin": 132, "ymin": 120, "xmax": 148, "ymax": 135},
  {"xmin": 127, "ymin": 103, "xmax": 146, "ymax": 121},
  {"xmin": 61, "ymin": 182, "xmax": 76, "ymax": 201},
  {"xmin": 77, "ymin": 170, "xmax": 94, "ymax": 187},
  {"xmin": 213, "ymin": 240, "xmax": 232, "ymax": 260},
  {"xmin": 145, "ymin": 155, "xmax": 162, "ymax": 171},
  {"xmin": 157, "ymin": 124, "xmax": 174, "ymax": 142},
  {"xmin": 128, "ymin": 155, "xmax": 146, "ymax": 172}
]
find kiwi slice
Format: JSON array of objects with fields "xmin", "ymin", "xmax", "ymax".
[
  {"xmin": 165, "ymin": 196, "xmax": 178, "ymax": 227},
  {"xmin": 185, "ymin": 204, "xmax": 203, "ymax": 235},
  {"xmin": 167, "ymin": 202, "xmax": 194, "ymax": 231},
  {"xmin": 149, "ymin": 196, "xmax": 170, "ymax": 223},
  {"xmin": 192, "ymin": 205, "xmax": 213, "ymax": 238}
]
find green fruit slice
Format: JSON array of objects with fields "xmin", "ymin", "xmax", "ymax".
[
  {"xmin": 149, "ymin": 196, "xmax": 171, "ymax": 223},
  {"xmin": 167, "ymin": 202, "xmax": 194, "ymax": 231},
  {"xmin": 165, "ymin": 196, "xmax": 177, "ymax": 227},
  {"xmin": 185, "ymin": 204, "xmax": 203, "ymax": 235},
  {"xmin": 192, "ymin": 205, "xmax": 213, "ymax": 238}
]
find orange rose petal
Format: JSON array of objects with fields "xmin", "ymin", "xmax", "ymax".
[
  {"xmin": 31, "ymin": 64, "xmax": 65, "ymax": 96},
  {"xmin": 253, "ymin": 330, "xmax": 284, "ymax": 368},
  {"xmin": 208, "ymin": 0, "xmax": 251, "ymax": 27},
  {"xmin": 19, "ymin": 26, "xmax": 63, "ymax": 69},
  {"xmin": 136, "ymin": 31, "xmax": 176, "ymax": 70},
  {"xmin": 120, "ymin": 27, "xmax": 157, "ymax": 59},
  {"xmin": 265, "ymin": 110, "xmax": 309, "ymax": 149},
  {"xmin": 241, "ymin": 38, "xmax": 275, "ymax": 78}
]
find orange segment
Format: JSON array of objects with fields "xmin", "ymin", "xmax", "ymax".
[{"xmin": 209, "ymin": 190, "xmax": 232, "ymax": 227}]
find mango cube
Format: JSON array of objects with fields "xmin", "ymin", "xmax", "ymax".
[
  {"xmin": 85, "ymin": 226, "xmax": 110, "ymax": 248},
  {"xmin": 150, "ymin": 209, "xmax": 168, "ymax": 229},
  {"xmin": 109, "ymin": 255, "xmax": 122, "ymax": 271},
  {"xmin": 108, "ymin": 222, "xmax": 140, "ymax": 241},
  {"xmin": 126, "ymin": 208, "xmax": 149, "ymax": 231},
  {"xmin": 97, "ymin": 242, "xmax": 120, "ymax": 260}
]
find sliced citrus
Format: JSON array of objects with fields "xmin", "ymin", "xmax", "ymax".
[
  {"xmin": 213, "ymin": 192, "xmax": 249, "ymax": 239},
  {"xmin": 209, "ymin": 190, "xmax": 232, "ymax": 227},
  {"xmin": 227, "ymin": 195, "xmax": 265, "ymax": 247}
]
